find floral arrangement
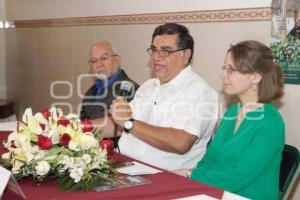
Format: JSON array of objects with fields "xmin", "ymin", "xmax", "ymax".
[
  {"xmin": 0, "ymin": 107, "xmax": 116, "ymax": 191},
  {"xmin": 271, "ymin": 35, "xmax": 300, "ymax": 69}
]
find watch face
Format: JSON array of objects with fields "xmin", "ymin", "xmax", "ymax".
[{"xmin": 124, "ymin": 120, "xmax": 133, "ymax": 129}]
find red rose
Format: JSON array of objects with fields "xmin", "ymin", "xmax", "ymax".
[
  {"xmin": 40, "ymin": 123, "xmax": 46, "ymax": 131},
  {"xmin": 37, "ymin": 135, "xmax": 52, "ymax": 150},
  {"xmin": 41, "ymin": 108, "xmax": 51, "ymax": 120},
  {"xmin": 81, "ymin": 119, "xmax": 94, "ymax": 133},
  {"xmin": 59, "ymin": 133, "xmax": 71, "ymax": 146},
  {"xmin": 57, "ymin": 117, "xmax": 69, "ymax": 127},
  {"xmin": 99, "ymin": 139, "xmax": 114, "ymax": 151}
]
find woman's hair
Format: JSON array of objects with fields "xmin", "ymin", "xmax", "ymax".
[{"xmin": 228, "ymin": 40, "xmax": 284, "ymax": 103}]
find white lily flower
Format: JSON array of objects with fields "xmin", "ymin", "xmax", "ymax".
[
  {"xmin": 24, "ymin": 152, "xmax": 35, "ymax": 164},
  {"xmin": 75, "ymin": 134, "xmax": 98, "ymax": 150},
  {"xmin": 2, "ymin": 152, "xmax": 11, "ymax": 159},
  {"xmin": 12, "ymin": 160, "xmax": 25, "ymax": 174},
  {"xmin": 12, "ymin": 148, "xmax": 31, "ymax": 163},
  {"xmin": 34, "ymin": 113, "xmax": 48, "ymax": 125},
  {"xmin": 68, "ymin": 140, "xmax": 80, "ymax": 151},
  {"xmin": 65, "ymin": 113, "xmax": 78, "ymax": 120},
  {"xmin": 49, "ymin": 107, "xmax": 63, "ymax": 122},
  {"xmin": 22, "ymin": 108, "xmax": 33, "ymax": 123},
  {"xmin": 73, "ymin": 159, "xmax": 85, "ymax": 170},
  {"xmin": 22, "ymin": 108, "xmax": 43, "ymax": 135},
  {"xmin": 70, "ymin": 167, "xmax": 83, "ymax": 183},
  {"xmin": 57, "ymin": 125, "xmax": 67, "ymax": 134},
  {"xmin": 57, "ymin": 155, "xmax": 72, "ymax": 170},
  {"xmin": 33, "ymin": 149, "xmax": 46, "ymax": 160},
  {"xmin": 6, "ymin": 132, "xmax": 32, "ymax": 152},
  {"xmin": 47, "ymin": 128, "xmax": 60, "ymax": 144},
  {"xmin": 94, "ymin": 148, "xmax": 108, "ymax": 165},
  {"xmin": 82, "ymin": 154, "xmax": 92, "ymax": 164}
]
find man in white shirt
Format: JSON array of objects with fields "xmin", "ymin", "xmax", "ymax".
[{"xmin": 108, "ymin": 23, "xmax": 218, "ymax": 170}]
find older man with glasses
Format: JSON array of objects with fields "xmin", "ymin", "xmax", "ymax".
[
  {"xmin": 98, "ymin": 23, "xmax": 218, "ymax": 171},
  {"xmin": 80, "ymin": 41, "xmax": 139, "ymax": 121}
]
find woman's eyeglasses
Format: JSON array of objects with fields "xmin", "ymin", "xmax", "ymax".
[{"xmin": 221, "ymin": 65, "xmax": 238, "ymax": 75}]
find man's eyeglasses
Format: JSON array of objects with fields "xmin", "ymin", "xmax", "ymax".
[
  {"xmin": 146, "ymin": 48, "xmax": 186, "ymax": 58},
  {"xmin": 221, "ymin": 65, "xmax": 238, "ymax": 75},
  {"xmin": 88, "ymin": 54, "xmax": 118, "ymax": 64}
]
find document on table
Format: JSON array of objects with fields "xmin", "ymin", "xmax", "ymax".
[
  {"xmin": 0, "ymin": 165, "xmax": 27, "ymax": 199},
  {"xmin": 175, "ymin": 191, "xmax": 250, "ymax": 200},
  {"xmin": 222, "ymin": 191, "xmax": 250, "ymax": 200},
  {"xmin": 175, "ymin": 194, "xmax": 219, "ymax": 200},
  {"xmin": 116, "ymin": 161, "xmax": 162, "ymax": 175}
]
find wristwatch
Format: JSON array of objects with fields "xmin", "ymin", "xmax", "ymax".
[{"xmin": 124, "ymin": 118, "xmax": 135, "ymax": 133}]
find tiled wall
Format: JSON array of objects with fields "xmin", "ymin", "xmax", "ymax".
[{"xmin": 4, "ymin": 8, "xmax": 300, "ymax": 199}]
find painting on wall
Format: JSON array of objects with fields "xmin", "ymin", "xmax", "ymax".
[{"xmin": 271, "ymin": 0, "xmax": 300, "ymax": 84}]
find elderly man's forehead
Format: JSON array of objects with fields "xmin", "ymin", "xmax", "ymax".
[{"xmin": 90, "ymin": 43, "xmax": 113, "ymax": 54}]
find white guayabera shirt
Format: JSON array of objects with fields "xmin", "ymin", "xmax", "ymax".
[{"xmin": 118, "ymin": 66, "xmax": 219, "ymax": 171}]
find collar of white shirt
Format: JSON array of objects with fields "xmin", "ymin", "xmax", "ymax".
[{"xmin": 153, "ymin": 65, "xmax": 192, "ymax": 89}]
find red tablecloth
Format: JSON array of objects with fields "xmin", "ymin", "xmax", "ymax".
[{"xmin": 0, "ymin": 131, "xmax": 224, "ymax": 200}]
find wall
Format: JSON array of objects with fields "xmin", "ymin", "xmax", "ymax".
[
  {"xmin": 3, "ymin": 0, "xmax": 300, "ymax": 199},
  {"xmin": 0, "ymin": 0, "xmax": 6, "ymax": 99},
  {"xmin": 4, "ymin": 8, "xmax": 272, "ymax": 115}
]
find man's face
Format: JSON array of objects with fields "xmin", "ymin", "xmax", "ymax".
[
  {"xmin": 89, "ymin": 42, "xmax": 121, "ymax": 79},
  {"xmin": 149, "ymin": 34, "xmax": 190, "ymax": 84}
]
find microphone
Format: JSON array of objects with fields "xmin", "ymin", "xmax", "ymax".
[
  {"xmin": 120, "ymin": 81, "xmax": 134, "ymax": 100},
  {"xmin": 114, "ymin": 81, "xmax": 134, "ymax": 153}
]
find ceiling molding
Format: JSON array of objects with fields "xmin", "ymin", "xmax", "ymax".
[{"xmin": 14, "ymin": 7, "xmax": 271, "ymax": 28}]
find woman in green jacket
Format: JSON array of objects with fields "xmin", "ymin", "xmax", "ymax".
[{"xmin": 175, "ymin": 40, "xmax": 285, "ymax": 200}]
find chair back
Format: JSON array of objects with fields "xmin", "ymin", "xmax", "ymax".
[
  {"xmin": 0, "ymin": 99, "xmax": 16, "ymax": 122},
  {"xmin": 279, "ymin": 144, "xmax": 300, "ymax": 200}
]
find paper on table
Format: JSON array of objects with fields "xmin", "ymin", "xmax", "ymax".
[
  {"xmin": 175, "ymin": 190, "xmax": 250, "ymax": 200},
  {"xmin": 0, "ymin": 121, "xmax": 17, "ymax": 131},
  {"xmin": 222, "ymin": 191, "xmax": 250, "ymax": 200},
  {"xmin": 116, "ymin": 161, "xmax": 162, "ymax": 175},
  {"xmin": 175, "ymin": 194, "xmax": 219, "ymax": 200},
  {"xmin": 0, "ymin": 166, "xmax": 10, "ymax": 197},
  {"xmin": 0, "ymin": 166, "xmax": 27, "ymax": 199}
]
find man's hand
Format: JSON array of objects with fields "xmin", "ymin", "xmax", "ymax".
[{"xmin": 109, "ymin": 96, "xmax": 132, "ymax": 127}]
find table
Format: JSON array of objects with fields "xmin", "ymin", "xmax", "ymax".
[{"xmin": 0, "ymin": 131, "xmax": 224, "ymax": 200}]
